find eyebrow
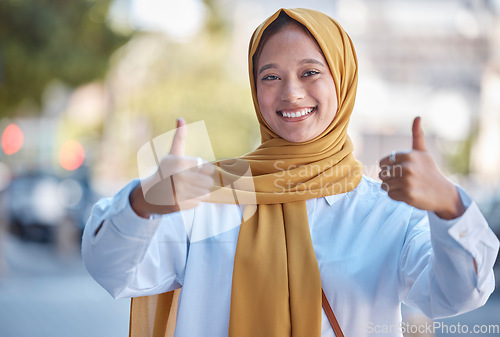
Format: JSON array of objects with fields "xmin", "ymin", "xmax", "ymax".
[
  {"xmin": 258, "ymin": 63, "xmax": 278, "ymax": 75},
  {"xmin": 258, "ymin": 58, "xmax": 326, "ymax": 75},
  {"xmin": 299, "ymin": 58, "xmax": 325, "ymax": 67}
]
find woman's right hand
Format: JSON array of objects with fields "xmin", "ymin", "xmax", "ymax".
[{"xmin": 130, "ymin": 118, "xmax": 215, "ymax": 218}]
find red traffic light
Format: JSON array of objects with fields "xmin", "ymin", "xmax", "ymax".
[
  {"xmin": 59, "ymin": 140, "xmax": 85, "ymax": 171},
  {"xmin": 1, "ymin": 123, "xmax": 24, "ymax": 155}
]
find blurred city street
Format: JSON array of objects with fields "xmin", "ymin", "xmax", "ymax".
[
  {"xmin": 0, "ymin": 235, "xmax": 129, "ymax": 337},
  {"xmin": 435, "ymin": 294, "xmax": 500, "ymax": 337},
  {"xmin": 1, "ymin": 0, "xmax": 500, "ymax": 337},
  {"xmin": 0, "ymin": 231, "xmax": 499, "ymax": 337}
]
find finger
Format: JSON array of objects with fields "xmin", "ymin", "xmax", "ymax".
[
  {"xmin": 169, "ymin": 118, "xmax": 187, "ymax": 156},
  {"xmin": 379, "ymin": 166, "xmax": 392, "ymax": 180},
  {"xmin": 379, "ymin": 156, "xmax": 392, "ymax": 168},
  {"xmin": 381, "ymin": 181, "xmax": 389, "ymax": 192},
  {"xmin": 379, "ymin": 163, "xmax": 407, "ymax": 181},
  {"xmin": 386, "ymin": 189, "xmax": 408, "ymax": 203},
  {"xmin": 198, "ymin": 162, "xmax": 215, "ymax": 175},
  {"xmin": 175, "ymin": 184, "xmax": 212, "ymax": 202},
  {"xmin": 175, "ymin": 171, "xmax": 215, "ymax": 189},
  {"xmin": 172, "ymin": 170, "xmax": 214, "ymax": 189},
  {"xmin": 379, "ymin": 151, "xmax": 411, "ymax": 167},
  {"xmin": 412, "ymin": 116, "xmax": 427, "ymax": 151},
  {"xmin": 381, "ymin": 180, "xmax": 404, "ymax": 192}
]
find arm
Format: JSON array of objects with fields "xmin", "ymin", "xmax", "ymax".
[
  {"xmin": 399, "ymin": 188, "xmax": 499, "ymax": 318},
  {"xmin": 82, "ymin": 180, "xmax": 192, "ymax": 299},
  {"xmin": 82, "ymin": 118, "xmax": 214, "ymax": 299}
]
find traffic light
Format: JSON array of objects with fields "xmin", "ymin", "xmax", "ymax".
[
  {"xmin": 1, "ymin": 123, "xmax": 24, "ymax": 155},
  {"xmin": 59, "ymin": 139, "xmax": 85, "ymax": 171}
]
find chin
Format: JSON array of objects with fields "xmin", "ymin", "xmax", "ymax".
[{"xmin": 282, "ymin": 134, "xmax": 313, "ymax": 143}]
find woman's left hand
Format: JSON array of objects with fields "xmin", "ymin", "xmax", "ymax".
[{"xmin": 379, "ymin": 117, "xmax": 466, "ymax": 220}]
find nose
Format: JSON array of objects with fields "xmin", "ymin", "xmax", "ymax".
[{"xmin": 280, "ymin": 78, "xmax": 305, "ymax": 103}]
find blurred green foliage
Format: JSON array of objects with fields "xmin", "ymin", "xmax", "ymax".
[
  {"xmin": 202, "ymin": 0, "xmax": 228, "ymax": 36},
  {"xmin": 0, "ymin": 0, "xmax": 131, "ymax": 118},
  {"xmin": 53, "ymin": 1, "xmax": 260, "ymax": 179},
  {"xmin": 0, "ymin": 0, "xmax": 260, "ymax": 179},
  {"xmin": 109, "ymin": 30, "xmax": 260, "ymax": 174},
  {"xmin": 444, "ymin": 124, "xmax": 477, "ymax": 176}
]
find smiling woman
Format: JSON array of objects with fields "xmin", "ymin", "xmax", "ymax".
[
  {"xmin": 255, "ymin": 14, "xmax": 338, "ymax": 142},
  {"xmin": 82, "ymin": 7, "xmax": 499, "ymax": 337}
]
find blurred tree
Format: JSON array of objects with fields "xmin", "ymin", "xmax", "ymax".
[
  {"xmin": 0, "ymin": 0, "xmax": 131, "ymax": 118},
  {"xmin": 108, "ymin": 30, "xmax": 259, "ymax": 167},
  {"xmin": 54, "ymin": 0, "xmax": 260, "ymax": 182},
  {"xmin": 202, "ymin": 0, "xmax": 228, "ymax": 36},
  {"xmin": 444, "ymin": 124, "xmax": 478, "ymax": 176}
]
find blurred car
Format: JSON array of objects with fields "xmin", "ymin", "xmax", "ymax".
[
  {"xmin": 483, "ymin": 199, "xmax": 500, "ymax": 235},
  {"xmin": 482, "ymin": 197, "xmax": 500, "ymax": 249},
  {"xmin": 4, "ymin": 168, "xmax": 95, "ymax": 243},
  {"xmin": 480, "ymin": 197, "xmax": 500, "ymax": 292}
]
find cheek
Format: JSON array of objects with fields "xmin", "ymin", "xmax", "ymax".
[
  {"xmin": 256, "ymin": 86, "xmax": 275, "ymax": 118},
  {"xmin": 317, "ymin": 80, "xmax": 338, "ymax": 113}
]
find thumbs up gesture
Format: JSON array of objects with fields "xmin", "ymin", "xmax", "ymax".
[
  {"xmin": 379, "ymin": 117, "xmax": 465, "ymax": 220},
  {"xmin": 130, "ymin": 118, "xmax": 215, "ymax": 218}
]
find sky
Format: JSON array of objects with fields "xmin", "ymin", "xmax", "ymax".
[{"xmin": 111, "ymin": 0, "xmax": 207, "ymax": 40}]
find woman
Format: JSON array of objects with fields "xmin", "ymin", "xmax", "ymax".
[{"xmin": 82, "ymin": 8, "xmax": 499, "ymax": 337}]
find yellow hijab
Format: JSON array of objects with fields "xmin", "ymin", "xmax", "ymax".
[{"xmin": 130, "ymin": 8, "xmax": 362, "ymax": 337}]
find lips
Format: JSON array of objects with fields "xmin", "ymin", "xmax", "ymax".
[{"xmin": 277, "ymin": 107, "xmax": 315, "ymax": 121}]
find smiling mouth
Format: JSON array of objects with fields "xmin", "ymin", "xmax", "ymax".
[{"xmin": 277, "ymin": 107, "xmax": 315, "ymax": 120}]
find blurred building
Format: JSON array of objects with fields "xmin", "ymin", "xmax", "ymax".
[
  {"xmin": 335, "ymin": 0, "xmax": 495, "ymax": 190},
  {"xmin": 472, "ymin": 11, "xmax": 500, "ymax": 190},
  {"xmin": 336, "ymin": 0, "xmax": 496, "ymax": 183}
]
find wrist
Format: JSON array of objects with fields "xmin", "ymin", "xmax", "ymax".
[
  {"xmin": 130, "ymin": 184, "xmax": 152, "ymax": 219},
  {"xmin": 434, "ymin": 182, "xmax": 466, "ymax": 220},
  {"xmin": 129, "ymin": 182, "xmax": 181, "ymax": 218}
]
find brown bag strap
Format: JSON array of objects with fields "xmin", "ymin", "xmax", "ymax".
[
  {"xmin": 131, "ymin": 289, "xmax": 342, "ymax": 337},
  {"xmin": 321, "ymin": 289, "xmax": 345, "ymax": 337}
]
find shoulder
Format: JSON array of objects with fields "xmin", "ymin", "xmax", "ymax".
[
  {"xmin": 348, "ymin": 175, "xmax": 391, "ymax": 203},
  {"xmin": 346, "ymin": 175, "xmax": 424, "ymax": 222}
]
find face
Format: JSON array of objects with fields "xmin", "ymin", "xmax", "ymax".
[{"xmin": 256, "ymin": 24, "xmax": 338, "ymax": 143}]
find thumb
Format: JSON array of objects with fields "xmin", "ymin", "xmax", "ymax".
[
  {"xmin": 169, "ymin": 118, "xmax": 187, "ymax": 156},
  {"xmin": 412, "ymin": 116, "xmax": 427, "ymax": 151}
]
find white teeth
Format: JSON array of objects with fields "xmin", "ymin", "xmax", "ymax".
[{"xmin": 280, "ymin": 107, "xmax": 314, "ymax": 118}]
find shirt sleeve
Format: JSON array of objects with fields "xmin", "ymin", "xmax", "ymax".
[
  {"xmin": 81, "ymin": 179, "xmax": 191, "ymax": 299},
  {"xmin": 399, "ymin": 186, "xmax": 499, "ymax": 319}
]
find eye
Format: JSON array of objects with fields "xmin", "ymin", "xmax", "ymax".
[
  {"xmin": 303, "ymin": 70, "xmax": 320, "ymax": 77},
  {"xmin": 262, "ymin": 74, "xmax": 280, "ymax": 81}
]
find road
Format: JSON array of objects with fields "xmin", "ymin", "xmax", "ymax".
[
  {"xmin": 0, "ymin": 234, "xmax": 498, "ymax": 337},
  {"xmin": 0, "ymin": 235, "xmax": 129, "ymax": 337}
]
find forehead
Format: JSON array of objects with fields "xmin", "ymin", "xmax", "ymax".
[{"xmin": 257, "ymin": 24, "xmax": 324, "ymax": 65}]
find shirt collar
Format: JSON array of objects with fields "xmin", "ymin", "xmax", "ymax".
[{"xmin": 324, "ymin": 194, "xmax": 346, "ymax": 206}]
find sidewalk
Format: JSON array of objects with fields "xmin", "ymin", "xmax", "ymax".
[
  {"xmin": 435, "ymin": 292, "xmax": 500, "ymax": 337},
  {"xmin": 0, "ymin": 235, "xmax": 129, "ymax": 337}
]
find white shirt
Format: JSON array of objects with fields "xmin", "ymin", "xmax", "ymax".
[{"xmin": 82, "ymin": 176, "xmax": 499, "ymax": 337}]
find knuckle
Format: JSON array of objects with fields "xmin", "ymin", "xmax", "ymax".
[
  {"xmin": 378, "ymin": 171, "xmax": 386, "ymax": 180},
  {"xmin": 392, "ymin": 165, "xmax": 403, "ymax": 178},
  {"xmin": 402, "ymin": 165, "xmax": 414, "ymax": 177},
  {"xmin": 403, "ymin": 178, "xmax": 413, "ymax": 190},
  {"xmin": 387, "ymin": 190, "xmax": 397, "ymax": 200}
]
